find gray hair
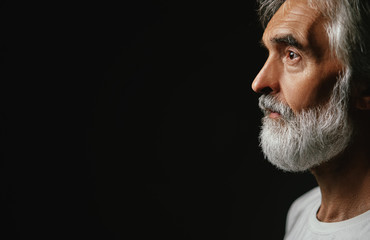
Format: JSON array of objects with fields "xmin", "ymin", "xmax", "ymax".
[{"xmin": 257, "ymin": 0, "xmax": 370, "ymax": 92}]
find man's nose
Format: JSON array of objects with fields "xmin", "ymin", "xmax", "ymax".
[{"xmin": 251, "ymin": 59, "xmax": 280, "ymax": 95}]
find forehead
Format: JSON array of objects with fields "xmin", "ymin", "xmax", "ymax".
[{"xmin": 263, "ymin": 0, "xmax": 326, "ymax": 49}]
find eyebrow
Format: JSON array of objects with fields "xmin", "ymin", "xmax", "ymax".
[{"xmin": 261, "ymin": 34, "xmax": 304, "ymax": 50}]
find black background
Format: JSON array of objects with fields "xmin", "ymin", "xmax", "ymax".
[{"xmin": 2, "ymin": 1, "xmax": 317, "ymax": 239}]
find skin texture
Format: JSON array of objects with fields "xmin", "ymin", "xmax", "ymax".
[{"xmin": 252, "ymin": 0, "xmax": 370, "ymax": 222}]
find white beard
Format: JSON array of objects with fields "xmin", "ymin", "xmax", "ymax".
[{"xmin": 258, "ymin": 71, "xmax": 354, "ymax": 172}]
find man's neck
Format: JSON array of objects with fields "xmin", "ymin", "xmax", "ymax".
[{"xmin": 310, "ymin": 142, "xmax": 370, "ymax": 222}]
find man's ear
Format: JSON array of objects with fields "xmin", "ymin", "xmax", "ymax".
[{"xmin": 355, "ymin": 86, "xmax": 370, "ymax": 110}]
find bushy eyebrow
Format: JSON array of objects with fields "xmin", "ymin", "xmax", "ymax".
[
  {"xmin": 271, "ymin": 34, "xmax": 303, "ymax": 49},
  {"xmin": 260, "ymin": 34, "xmax": 304, "ymax": 50}
]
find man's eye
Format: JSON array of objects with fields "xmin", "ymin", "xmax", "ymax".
[{"xmin": 288, "ymin": 51, "xmax": 299, "ymax": 60}]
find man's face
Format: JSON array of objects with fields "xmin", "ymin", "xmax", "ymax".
[
  {"xmin": 252, "ymin": 0, "xmax": 354, "ymax": 172},
  {"xmin": 252, "ymin": 0, "xmax": 342, "ymax": 113}
]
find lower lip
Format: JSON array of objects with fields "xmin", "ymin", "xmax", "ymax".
[{"xmin": 269, "ymin": 112, "xmax": 281, "ymax": 119}]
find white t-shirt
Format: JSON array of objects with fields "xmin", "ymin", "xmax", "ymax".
[{"xmin": 284, "ymin": 187, "xmax": 370, "ymax": 240}]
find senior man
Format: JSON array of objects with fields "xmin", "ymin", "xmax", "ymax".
[{"xmin": 252, "ymin": 0, "xmax": 370, "ymax": 239}]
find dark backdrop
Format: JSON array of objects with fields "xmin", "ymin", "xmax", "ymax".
[{"xmin": 2, "ymin": 1, "xmax": 317, "ymax": 239}]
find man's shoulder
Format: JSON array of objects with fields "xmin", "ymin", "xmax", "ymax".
[
  {"xmin": 289, "ymin": 186, "xmax": 320, "ymax": 213},
  {"xmin": 285, "ymin": 187, "xmax": 321, "ymax": 233}
]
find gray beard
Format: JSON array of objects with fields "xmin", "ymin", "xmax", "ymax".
[{"xmin": 258, "ymin": 71, "xmax": 354, "ymax": 172}]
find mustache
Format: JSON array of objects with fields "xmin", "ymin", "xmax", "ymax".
[{"xmin": 258, "ymin": 95, "xmax": 294, "ymax": 119}]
